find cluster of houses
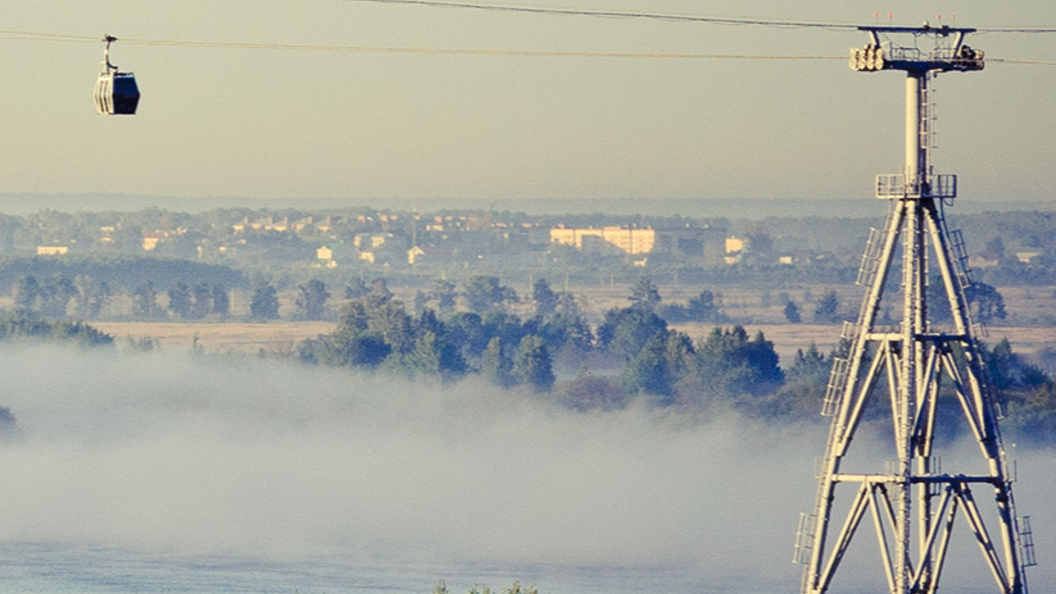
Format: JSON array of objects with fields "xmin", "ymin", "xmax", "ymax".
[
  {"xmin": 34, "ymin": 211, "xmax": 1035, "ymax": 270},
  {"xmin": 28, "ymin": 212, "xmax": 837, "ymax": 269}
]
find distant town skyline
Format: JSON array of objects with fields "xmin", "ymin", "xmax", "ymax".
[{"xmin": 2, "ymin": 0, "xmax": 1055, "ymax": 208}]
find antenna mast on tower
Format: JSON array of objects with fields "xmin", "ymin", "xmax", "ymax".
[{"xmin": 794, "ymin": 24, "xmax": 1035, "ymax": 594}]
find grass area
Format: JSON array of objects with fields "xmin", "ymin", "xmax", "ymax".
[
  {"xmin": 87, "ymin": 318, "xmax": 1056, "ymax": 364},
  {"xmin": 91, "ymin": 321, "xmax": 335, "ymax": 355}
]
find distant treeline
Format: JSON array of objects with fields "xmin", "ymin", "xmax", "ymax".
[
  {"xmin": 0, "ymin": 311, "xmax": 113, "ymax": 347},
  {"xmin": 289, "ymin": 277, "xmax": 1056, "ymax": 444},
  {"xmin": 0, "ymin": 255, "xmax": 245, "ymax": 294}
]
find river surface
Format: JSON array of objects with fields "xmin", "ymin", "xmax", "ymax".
[
  {"xmin": 0, "ymin": 541, "xmax": 1039, "ymax": 594},
  {"xmin": 0, "ymin": 544, "xmax": 789, "ymax": 594}
]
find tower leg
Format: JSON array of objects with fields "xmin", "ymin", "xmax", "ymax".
[{"xmin": 800, "ymin": 69, "xmax": 1029, "ymax": 594}]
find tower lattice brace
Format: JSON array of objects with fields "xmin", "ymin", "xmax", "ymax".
[{"xmin": 794, "ymin": 25, "xmax": 1035, "ymax": 594}]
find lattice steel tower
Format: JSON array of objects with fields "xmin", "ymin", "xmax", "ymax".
[{"xmin": 793, "ymin": 25, "xmax": 1036, "ymax": 594}]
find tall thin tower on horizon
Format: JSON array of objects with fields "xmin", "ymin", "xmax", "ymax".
[{"xmin": 794, "ymin": 25, "xmax": 1035, "ymax": 594}]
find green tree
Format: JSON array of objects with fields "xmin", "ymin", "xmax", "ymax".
[
  {"xmin": 555, "ymin": 290, "xmax": 580, "ymax": 316},
  {"xmin": 661, "ymin": 289, "xmax": 723, "ymax": 322},
  {"xmin": 786, "ymin": 343, "xmax": 829, "ymax": 383},
  {"xmin": 531, "ymin": 278, "xmax": 558, "ymax": 318},
  {"xmin": 967, "ymin": 282, "xmax": 1007, "ymax": 324},
  {"xmin": 784, "ymin": 301, "xmax": 802, "ymax": 323},
  {"xmin": 365, "ymin": 297, "xmax": 414, "ymax": 355},
  {"xmin": 344, "ymin": 277, "xmax": 370, "ymax": 300},
  {"xmin": 12, "ymin": 275, "xmax": 41, "ymax": 311},
  {"xmin": 694, "ymin": 326, "xmax": 784, "ymax": 398},
  {"xmin": 813, "ymin": 289, "xmax": 840, "ymax": 323},
  {"xmin": 480, "ymin": 336, "xmax": 513, "ymax": 387},
  {"xmin": 1005, "ymin": 382, "xmax": 1056, "ymax": 444},
  {"xmin": 596, "ymin": 307, "xmax": 669, "ymax": 361},
  {"xmin": 404, "ymin": 330, "xmax": 466, "ymax": 379},
  {"xmin": 72, "ymin": 275, "xmax": 110, "ymax": 319},
  {"xmin": 985, "ymin": 338, "xmax": 1048, "ymax": 392},
  {"xmin": 250, "ymin": 281, "xmax": 280, "ymax": 320},
  {"xmin": 622, "ymin": 334, "xmax": 673, "ymax": 399},
  {"xmin": 622, "ymin": 332, "xmax": 696, "ymax": 405},
  {"xmin": 132, "ymin": 281, "xmax": 161, "ymax": 319},
  {"xmin": 302, "ymin": 330, "xmax": 391, "ymax": 368},
  {"xmin": 432, "ymin": 279, "xmax": 458, "ymax": 317},
  {"xmin": 445, "ymin": 312, "xmax": 490, "ymax": 360},
  {"xmin": 212, "ymin": 284, "xmax": 230, "ymax": 318},
  {"xmin": 295, "ymin": 279, "xmax": 331, "ymax": 321},
  {"xmin": 167, "ymin": 282, "xmax": 192, "ymax": 319},
  {"xmin": 0, "ymin": 311, "xmax": 114, "ymax": 347},
  {"xmin": 538, "ymin": 311, "xmax": 594, "ymax": 369},
  {"xmin": 463, "ymin": 275, "xmax": 517, "ymax": 314},
  {"xmin": 556, "ymin": 370, "xmax": 628, "ymax": 412},
  {"xmin": 689, "ymin": 290, "xmax": 722, "ymax": 322},
  {"xmin": 664, "ymin": 332, "xmax": 696, "ymax": 388},
  {"xmin": 298, "ymin": 301, "xmax": 391, "ymax": 367},
  {"xmin": 369, "ymin": 277, "xmax": 394, "ymax": 303},
  {"xmin": 541, "ymin": 312, "xmax": 593, "ymax": 351},
  {"xmin": 513, "ymin": 335, "xmax": 555, "ymax": 392},
  {"xmin": 415, "ymin": 308, "xmax": 443, "ymax": 338},
  {"xmin": 412, "ymin": 289, "xmax": 430, "ymax": 317},
  {"xmin": 189, "ymin": 282, "xmax": 213, "ymax": 320},
  {"xmin": 482, "ymin": 312, "xmax": 527, "ymax": 355},
  {"xmin": 628, "ymin": 277, "xmax": 661, "ymax": 312},
  {"xmin": 39, "ymin": 273, "xmax": 75, "ymax": 318},
  {"xmin": 757, "ymin": 344, "xmax": 831, "ymax": 421},
  {"xmin": 927, "ymin": 279, "xmax": 1007, "ymax": 325}
]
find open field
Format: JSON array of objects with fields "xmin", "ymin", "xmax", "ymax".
[
  {"xmin": 88, "ymin": 319, "xmax": 1056, "ymax": 365},
  {"xmin": 2, "ymin": 280, "xmax": 1052, "ymax": 360},
  {"xmin": 672, "ymin": 323, "xmax": 1056, "ymax": 360},
  {"xmin": 91, "ymin": 321, "xmax": 335, "ymax": 355}
]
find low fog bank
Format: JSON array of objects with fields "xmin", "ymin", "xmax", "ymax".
[{"xmin": 0, "ymin": 344, "xmax": 1051, "ymax": 589}]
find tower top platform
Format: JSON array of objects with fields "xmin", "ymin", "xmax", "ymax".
[{"xmin": 851, "ymin": 24, "xmax": 984, "ymax": 73}]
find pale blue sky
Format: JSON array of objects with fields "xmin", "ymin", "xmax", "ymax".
[{"xmin": 0, "ymin": 0, "xmax": 1053, "ymax": 207}]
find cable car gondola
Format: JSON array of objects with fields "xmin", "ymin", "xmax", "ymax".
[{"xmin": 93, "ymin": 35, "xmax": 140, "ymax": 115}]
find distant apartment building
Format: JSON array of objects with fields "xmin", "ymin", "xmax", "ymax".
[
  {"xmin": 550, "ymin": 226, "xmax": 656, "ymax": 255},
  {"xmin": 550, "ymin": 224, "xmax": 727, "ymax": 265},
  {"xmin": 232, "ymin": 216, "xmax": 292, "ymax": 233}
]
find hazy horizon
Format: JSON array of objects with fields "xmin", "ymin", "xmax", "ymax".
[{"xmin": 2, "ymin": 191, "xmax": 1052, "ymax": 220}]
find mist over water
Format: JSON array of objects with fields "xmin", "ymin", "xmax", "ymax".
[{"xmin": 0, "ymin": 344, "xmax": 1052, "ymax": 593}]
